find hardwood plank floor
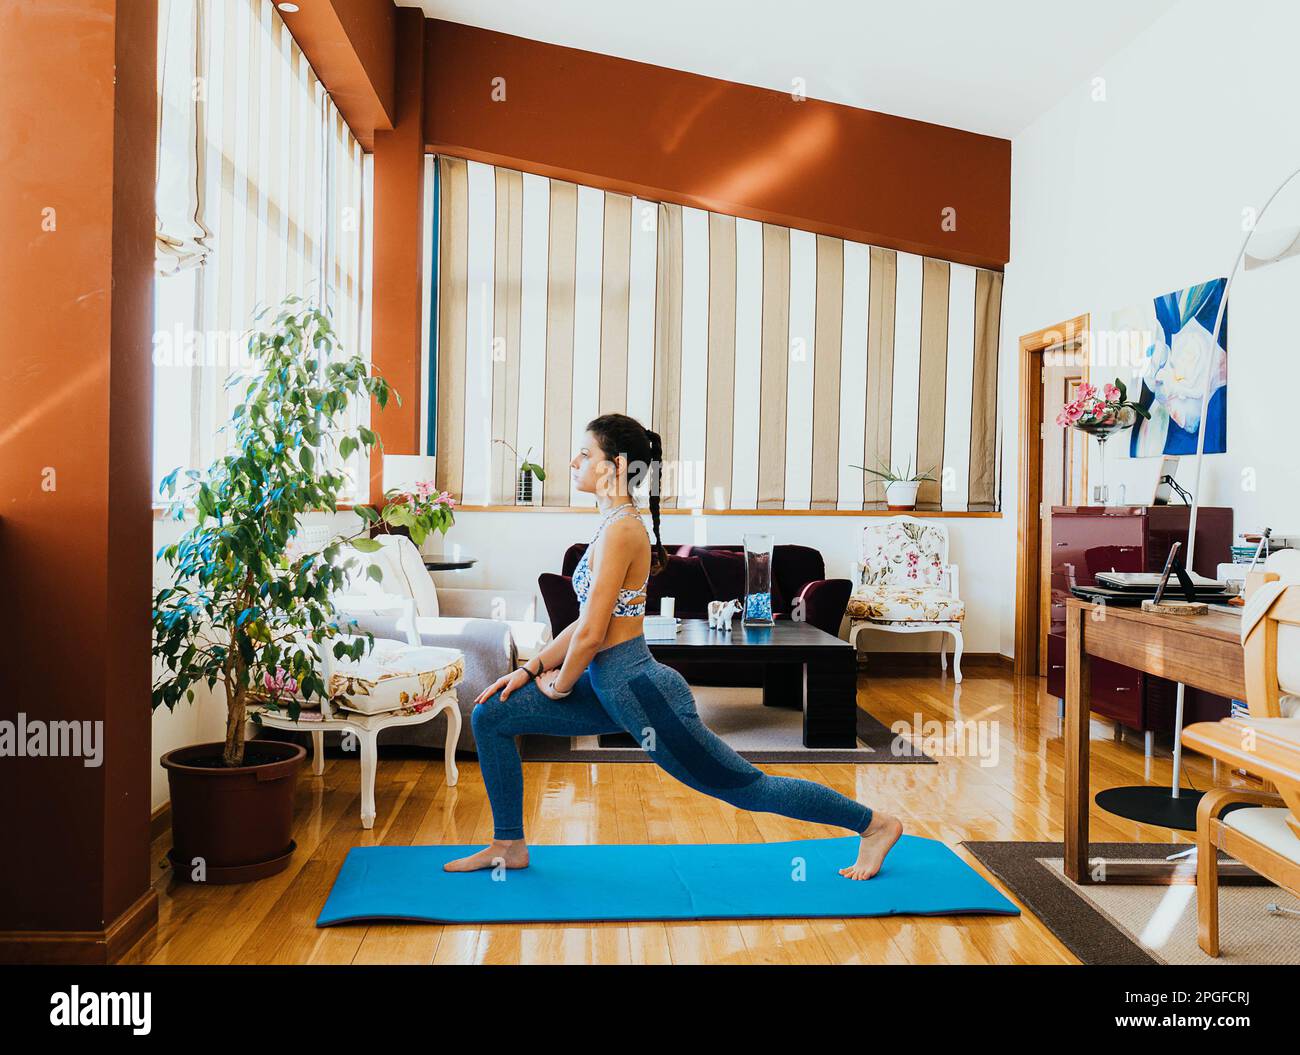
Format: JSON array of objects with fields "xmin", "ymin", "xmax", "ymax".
[{"xmin": 124, "ymin": 665, "xmax": 1232, "ymax": 965}]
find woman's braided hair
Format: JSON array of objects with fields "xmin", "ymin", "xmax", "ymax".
[{"xmin": 586, "ymin": 413, "xmax": 669, "ymax": 574}]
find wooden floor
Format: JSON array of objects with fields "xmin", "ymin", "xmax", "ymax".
[{"xmin": 125, "ymin": 663, "xmax": 1229, "ymax": 965}]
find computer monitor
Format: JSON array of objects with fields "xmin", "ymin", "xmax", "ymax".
[{"xmin": 1152, "ymin": 456, "xmax": 1181, "ymax": 505}]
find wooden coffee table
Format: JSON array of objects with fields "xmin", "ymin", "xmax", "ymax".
[{"xmin": 645, "ymin": 619, "xmax": 857, "ymax": 748}]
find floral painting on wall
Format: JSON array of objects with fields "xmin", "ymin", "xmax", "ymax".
[{"xmin": 1110, "ymin": 277, "xmax": 1228, "ymax": 457}]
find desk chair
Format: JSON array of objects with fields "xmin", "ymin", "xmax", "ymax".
[{"xmin": 1182, "ymin": 580, "xmax": 1300, "ymax": 956}]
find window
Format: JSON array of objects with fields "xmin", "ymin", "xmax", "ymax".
[
  {"xmin": 427, "ymin": 155, "xmax": 1003, "ymax": 512},
  {"xmin": 153, "ymin": 0, "xmax": 369, "ymax": 499}
]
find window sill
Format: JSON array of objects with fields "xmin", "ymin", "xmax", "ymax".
[
  {"xmin": 152, "ymin": 503, "xmax": 366, "ymax": 520},
  {"xmin": 451, "ymin": 505, "xmax": 1001, "ymax": 518}
]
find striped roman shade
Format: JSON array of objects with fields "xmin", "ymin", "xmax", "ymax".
[{"xmin": 434, "ymin": 155, "xmax": 1002, "ymax": 512}]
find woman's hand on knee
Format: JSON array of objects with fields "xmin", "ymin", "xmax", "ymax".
[{"xmin": 475, "ymin": 667, "xmax": 532, "ymax": 705}]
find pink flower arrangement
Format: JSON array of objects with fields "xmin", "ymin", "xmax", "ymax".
[
  {"xmin": 412, "ymin": 479, "xmax": 457, "ymax": 508},
  {"xmin": 1055, "ymin": 376, "xmax": 1150, "ymax": 435},
  {"xmin": 375, "ymin": 480, "xmax": 457, "ymax": 546}
]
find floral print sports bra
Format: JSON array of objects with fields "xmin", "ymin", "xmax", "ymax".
[{"xmin": 572, "ymin": 505, "xmax": 650, "ymax": 617}]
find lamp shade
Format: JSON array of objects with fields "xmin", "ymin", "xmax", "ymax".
[{"xmin": 381, "ymin": 454, "xmax": 438, "ymax": 496}]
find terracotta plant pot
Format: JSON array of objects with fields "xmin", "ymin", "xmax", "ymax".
[
  {"xmin": 885, "ymin": 480, "xmax": 921, "ymax": 510},
  {"xmin": 161, "ymin": 740, "xmax": 306, "ymax": 885}
]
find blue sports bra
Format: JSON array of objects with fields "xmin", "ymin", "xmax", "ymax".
[{"xmin": 572, "ymin": 504, "xmax": 650, "ymax": 617}]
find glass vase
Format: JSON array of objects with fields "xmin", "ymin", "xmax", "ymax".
[
  {"xmin": 516, "ymin": 469, "xmax": 535, "ymax": 505},
  {"xmin": 1073, "ymin": 421, "xmax": 1124, "ymax": 507},
  {"xmin": 742, "ymin": 533, "xmax": 774, "ymax": 627},
  {"xmin": 1093, "ymin": 434, "xmax": 1109, "ymax": 505}
]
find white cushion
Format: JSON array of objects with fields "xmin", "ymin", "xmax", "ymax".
[
  {"xmin": 410, "ymin": 615, "xmax": 550, "ymax": 663},
  {"xmin": 1223, "ymin": 806, "xmax": 1300, "ymax": 865},
  {"xmin": 341, "ymin": 542, "xmax": 402, "ymax": 599},
  {"xmin": 327, "ymin": 637, "xmax": 463, "ymax": 715},
  {"xmin": 507, "ymin": 619, "xmax": 552, "ymax": 662},
  {"xmin": 381, "ymin": 536, "xmax": 440, "ymax": 617},
  {"xmin": 414, "ymin": 615, "xmax": 512, "ymax": 664},
  {"xmin": 343, "ymin": 535, "xmax": 440, "ymax": 618}
]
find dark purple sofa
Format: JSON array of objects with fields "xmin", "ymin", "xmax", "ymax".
[{"xmin": 538, "ymin": 543, "xmax": 852, "ymax": 686}]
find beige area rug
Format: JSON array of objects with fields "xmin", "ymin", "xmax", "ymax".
[{"xmin": 963, "ymin": 841, "xmax": 1300, "ymax": 965}]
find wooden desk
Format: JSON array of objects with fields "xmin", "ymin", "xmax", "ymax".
[{"xmin": 1064, "ymin": 598, "xmax": 1246, "ymax": 884}]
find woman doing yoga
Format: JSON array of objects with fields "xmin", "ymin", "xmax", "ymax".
[{"xmin": 444, "ymin": 413, "xmax": 903, "ymax": 879}]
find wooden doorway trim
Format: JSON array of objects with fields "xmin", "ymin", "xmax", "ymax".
[{"xmin": 1014, "ymin": 313, "xmax": 1090, "ymax": 678}]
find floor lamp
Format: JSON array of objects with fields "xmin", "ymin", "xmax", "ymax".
[{"xmin": 1095, "ymin": 163, "xmax": 1300, "ymax": 831}]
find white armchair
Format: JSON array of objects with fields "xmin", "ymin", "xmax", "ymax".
[
  {"xmin": 846, "ymin": 516, "xmax": 965, "ymax": 682},
  {"xmin": 344, "ymin": 534, "xmax": 551, "ymax": 662},
  {"xmin": 336, "ymin": 535, "xmax": 550, "ymax": 752}
]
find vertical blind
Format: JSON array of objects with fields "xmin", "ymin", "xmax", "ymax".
[
  {"xmin": 434, "ymin": 155, "xmax": 1002, "ymax": 512},
  {"xmin": 152, "ymin": 0, "xmax": 367, "ymax": 496}
]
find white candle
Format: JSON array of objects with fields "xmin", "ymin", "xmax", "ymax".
[{"xmin": 660, "ymin": 597, "xmax": 675, "ymax": 619}]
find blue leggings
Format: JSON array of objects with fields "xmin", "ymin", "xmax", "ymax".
[{"xmin": 471, "ymin": 635, "xmax": 873, "ymax": 840}]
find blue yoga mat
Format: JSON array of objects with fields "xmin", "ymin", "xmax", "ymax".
[{"xmin": 316, "ymin": 836, "xmax": 1018, "ymax": 925}]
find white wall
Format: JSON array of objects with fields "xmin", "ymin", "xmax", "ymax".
[{"xmin": 995, "ymin": 0, "xmax": 1300, "ymax": 654}]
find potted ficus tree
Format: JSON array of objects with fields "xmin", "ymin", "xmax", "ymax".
[
  {"xmin": 849, "ymin": 458, "xmax": 938, "ymax": 511},
  {"xmin": 152, "ymin": 299, "xmax": 395, "ymax": 883}
]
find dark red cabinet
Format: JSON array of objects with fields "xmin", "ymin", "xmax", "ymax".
[{"xmin": 1045, "ymin": 505, "xmax": 1234, "ymax": 734}]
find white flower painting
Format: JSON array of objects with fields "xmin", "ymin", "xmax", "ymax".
[{"xmin": 1110, "ymin": 278, "xmax": 1228, "ymax": 457}]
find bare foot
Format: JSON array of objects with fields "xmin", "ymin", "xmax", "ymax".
[
  {"xmin": 443, "ymin": 839, "xmax": 530, "ymax": 872},
  {"xmin": 839, "ymin": 812, "xmax": 903, "ymax": 880}
]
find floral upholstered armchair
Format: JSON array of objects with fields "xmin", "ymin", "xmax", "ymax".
[{"xmin": 847, "ymin": 517, "xmax": 965, "ymax": 682}]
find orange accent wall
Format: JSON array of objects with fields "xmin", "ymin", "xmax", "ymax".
[
  {"xmin": 369, "ymin": 6, "xmax": 426, "ymax": 502},
  {"xmin": 422, "ymin": 20, "xmax": 1010, "ymax": 269},
  {"xmin": 0, "ymin": 0, "xmax": 156, "ymax": 949},
  {"xmin": 279, "ymin": 0, "xmax": 397, "ymax": 150}
]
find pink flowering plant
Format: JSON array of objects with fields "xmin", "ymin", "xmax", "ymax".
[
  {"xmin": 1056, "ymin": 376, "xmax": 1150, "ymax": 437},
  {"xmin": 261, "ymin": 668, "xmax": 299, "ymax": 703},
  {"xmin": 355, "ymin": 480, "xmax": 456, "ymax": 547}
]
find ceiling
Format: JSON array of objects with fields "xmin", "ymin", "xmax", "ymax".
[{"xmin": 398, "ymin": 0, "xmax": 1177, "ymax": 138}]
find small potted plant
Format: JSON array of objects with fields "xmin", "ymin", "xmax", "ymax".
[
  {"xmin": 495, "ymin": 439, "xmax": 546, "ymax": 504},
  {"xmin": 152, "ymin": 299, "xmax": 394, "ymax": 883},
  {"xmin": 850, "ymin": 458, "xmax": 937, "ymax": 511},
  {"xmin": 1056, "ymin": 377, "xmax": 1150, "ymax": 504},
  {"xmin": 366, "ymin": 481, "xmax": 456, "ymax": 545},
  {"xmin": 359, "ymin": 483, "xmax": 457, "ymax": 585}
]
